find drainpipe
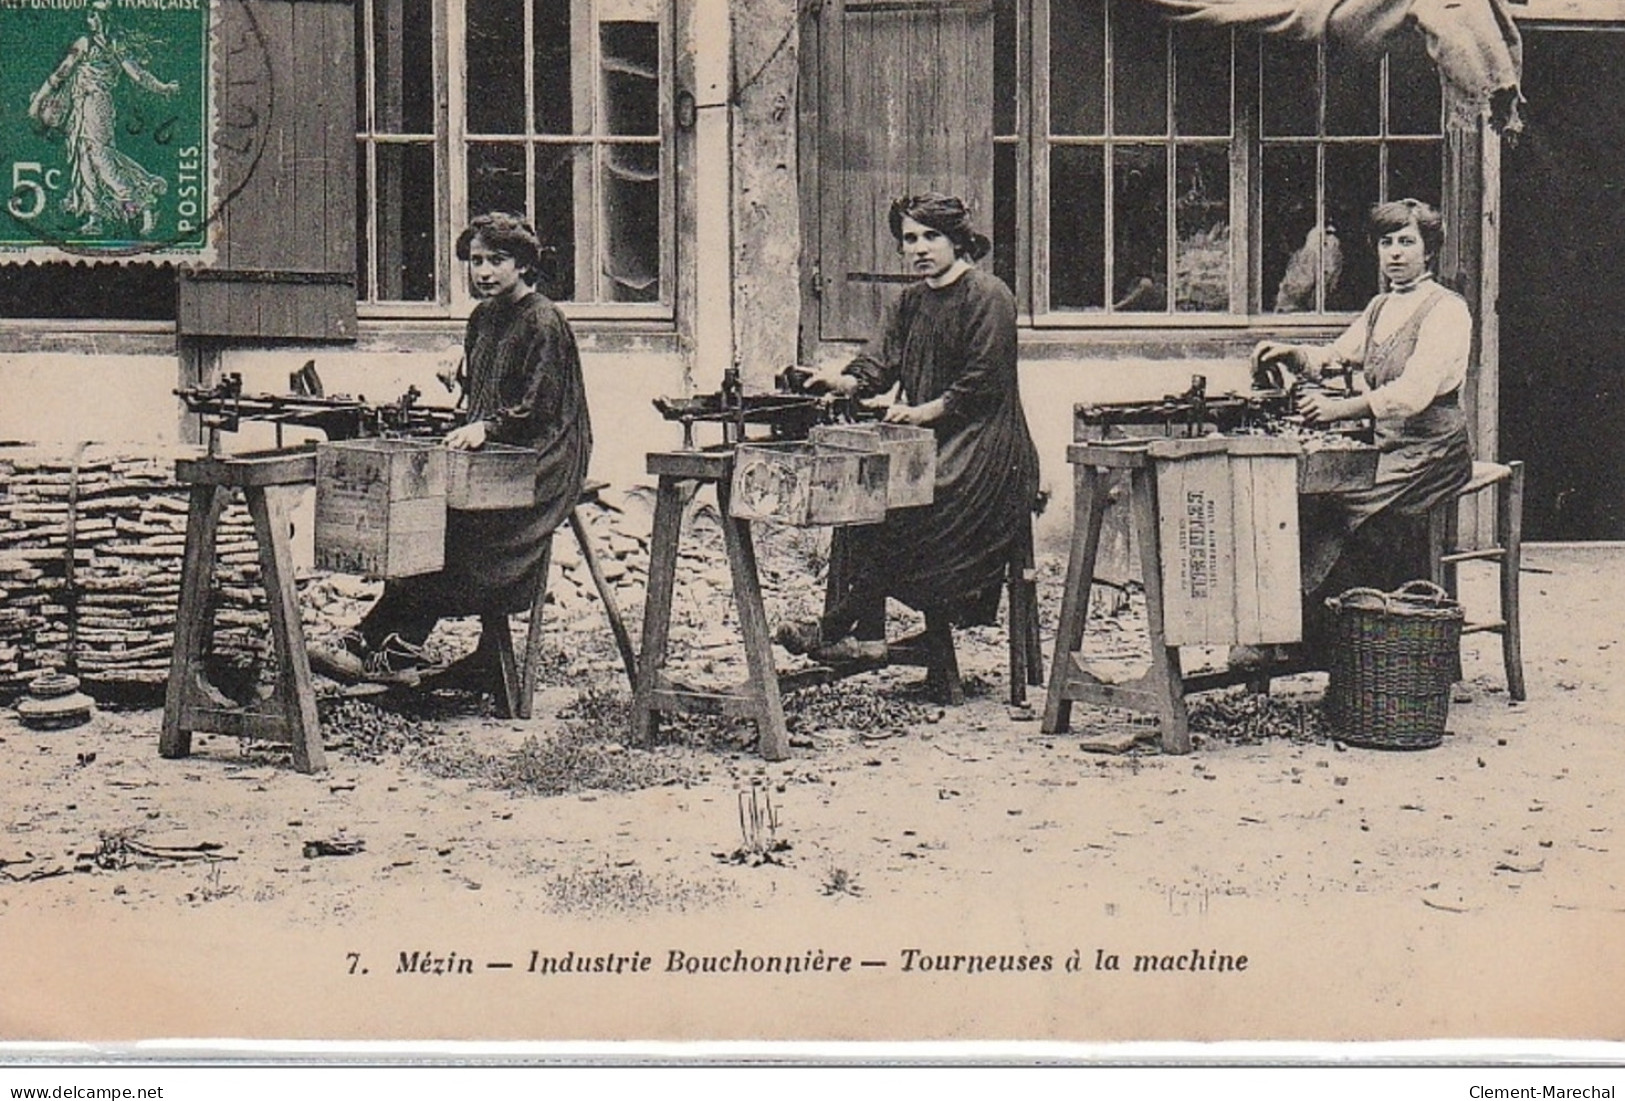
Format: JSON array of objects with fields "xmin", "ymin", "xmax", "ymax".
[{"xmin": 692, "ymin": 0, "xmax": 734, "ymax": 396}]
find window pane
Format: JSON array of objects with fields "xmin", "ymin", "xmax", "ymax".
[
  {"xmin": 1325, "ymin": 41, "xmax": 1381, "ymax": 136},
  {"xmin": 1325, "ymin": 143, "xmax": 1380, "ymax": 309},
  {"xmin": 1261, "ymin": 38, "xmax": 1317, "ymax": 136},
  {"xmin": 356, "ymin": 142, "xmax": 369, "ymax": 300},
  {"xmin": 1261, "ymin": 144, "xmax": 1318, "ymax": 312},
  {"xmin": 1112, "ymin": 1, "xmax": 1168, "ymax": 136},
  {"xmin": 602, "ymin": 143, "xmax": 660, "ymax": 302},
  {"xmin": 1114, "ymin": 145, "xmax": 1166, "ymax": 310},
  {"xmin": 1174, "ymin": 23, "xmax": 1230, "ymax": 137},
  {"xmin": 373, "ymin": 0, "xmax": 435, "ymax": 133},
  {"xmin": 602, "ymin": 22, "xmax": 659, "ymax": 136},
  {"xmin": 1049, "ymin": 145, "xmax": 1105, "ymax": 309},
  {"xmin": 994, "ymin": 0, "xmax": 1016, "ymax": 136},
  {"xmin": 375, "ymin": 142, "xmax": 438, "ymax": 301},
  {"xmin": 533, "ymin": 144, "xmax": 579, "ymax": 300},
  {"xmin": 1388, "ymin": 30, "xmax": 1442, "ymax": 135},
  {"xmin": 468, "ymin": 141, "xmax": 527, "ymax": 218},
  {"xmin": 1175, "ymin": 144, "xmax": 1229, "ymax": 312},
  {"xmin": 1387, "ymin": 142, "xmax": 1442, "ymax": 209},
  {"xmin": 1050, "ymin": 0, "xmax": 1103, "ymax": 135},
  {"xmin": 534, "ymin": 0, "xmax": 573, "ymax": 135},
  {"xmin": 993, "ymin": 141, "xmax": 1016, "ymax": 293},
  {"xmin": 467, "ymin": 0, "xmax": 526, "ymax": 134},
  {"xmin": 0, "ymin": 266, "xmax": 175, "ymax": 320}
]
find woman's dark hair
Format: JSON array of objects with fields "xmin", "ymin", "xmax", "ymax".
[
  {"xmin": 455, "ymin": 212, "xmax": 542, "ymax": 284},
  {"xmin": 1369, "ymin": 198, "xmax": 1444, "ymax": 258},
  {"xmin": 888, "ymin": 193, "xmax": 992, "ymax": 262}
]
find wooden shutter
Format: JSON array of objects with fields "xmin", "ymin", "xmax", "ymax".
[
  {"xmin": 178, "ymin": 0, "xmax": 356, "ymax": 341},
  {"xmin": 816, "ymin": 0, "xmax": 994, "ymax": 342}
]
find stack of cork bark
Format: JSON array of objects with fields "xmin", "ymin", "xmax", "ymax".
[{"xmin": 0, "ymin": 446, "xmax": 268, "ymax": 696}]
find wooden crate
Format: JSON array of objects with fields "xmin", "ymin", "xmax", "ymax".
[
  {"xmin": 1148, "ymin": 436, "xmax": 1301, "ymax": 647},
  {"xmin": 1298, "ymin": 439, "xmax": 1379, "ymax": 495},
  {"xmin": 314, "ymin": 439, "xmax": 446, "ymax": 578},
  {"xmin": 446, "ymin": 444, "xmax": 539, "ymax": 511},
  {"xmin": 809, "ymin": 423, "xmax": 936, "ymax": 508},
  {"xmin": 729, "ymin": 441, "xmax": 889, "ymax": 527}
]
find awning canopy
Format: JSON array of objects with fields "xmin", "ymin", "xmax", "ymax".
[{"xmin": 1142, "ymin": 0, "xmax": 1523, "ymax": 131}]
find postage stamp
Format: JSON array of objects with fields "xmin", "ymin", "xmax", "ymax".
[{"xmin": 0, "ymin": 0, "xmax": 211, "ymax": 262}]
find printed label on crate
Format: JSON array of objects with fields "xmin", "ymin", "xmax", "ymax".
[{"xmin": 1179, "ymin": 489, "xmax": 1218, "ymax": 601}]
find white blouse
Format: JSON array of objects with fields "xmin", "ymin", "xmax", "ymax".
[{"xmin": 1302, "ymin": 276, "xmax": 1472, "ymax": 421}]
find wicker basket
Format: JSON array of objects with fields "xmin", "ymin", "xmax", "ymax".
[{"xmin": 1324, "ymin": 580, "xmax": 1463, "ymax": 750}]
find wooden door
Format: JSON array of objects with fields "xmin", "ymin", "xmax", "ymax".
[
  {"xmin": 1500, "ymin": 28, "xmax": 1625, "ymax": 539},
  {"xmin": 816, "ymin": 0, "xmax": 994, "ymax": 342}
]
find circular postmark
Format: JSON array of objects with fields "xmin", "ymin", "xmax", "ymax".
[{"xmin": 0, "ymin": 0, "xmax": 272, "ymax": 263}]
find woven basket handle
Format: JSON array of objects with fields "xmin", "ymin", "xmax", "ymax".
[
  {"xmin": 1394, "ymin": 579, "xmax": 1449, "ymax": 604},
  {"xmin": 1325, "ymin": 586, "xmax": 1390, "ymax": 613}
]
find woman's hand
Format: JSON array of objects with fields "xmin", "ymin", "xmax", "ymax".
[
  {"xmin": 445, "ymin": 421, "xmax": 488, "ymax": 451},
  {"xmin": 803, "ymin": 362, "xmax": 858, "ymax": 396},
  {"xmin": 1251, "ymin": 340, "xmax": 1310, "ymax": 387},
  {"xmin": 883, "ymin": 398, "xmax": 945, "ymax": 426},
  {"xmin": 1296, "ymin": 390, "xmax": 1368, "ymax": 426}
]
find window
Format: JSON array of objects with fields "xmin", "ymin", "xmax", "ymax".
[
  {"xmin": 1258, "ymin": 28, "xmax": 1443, "ymax": 314},
  {"xmin": 356, "ymin": 0, "xmax": 672, "ymax": 317},
  {"xmin": 355, "ymin": 0, "xmax": 439, "ymax": 305},
  {"xmin": 998, "ymin": 0, "xmax": 1444, "ymax": 324}
]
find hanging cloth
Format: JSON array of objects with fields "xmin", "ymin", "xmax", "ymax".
[{"xmin": 1139, "ymin": 0, "xmax": 1523, "ymax": 132}]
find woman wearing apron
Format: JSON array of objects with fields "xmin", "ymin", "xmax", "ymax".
[{"xmin": 1252, "ymin": 198, "xmax": 1473, "ymax": 659}]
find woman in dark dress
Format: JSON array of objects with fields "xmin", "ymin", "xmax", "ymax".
[
  {"xmin": 313, "ymin": 213, "xmax": 593, "ymax": 683},
  {"xmin": 778, "ymin": 194, "xmax": 1040, "ymax": 664}
]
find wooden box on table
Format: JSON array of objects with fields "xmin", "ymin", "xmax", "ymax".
[
  {"xmin": 809, "ymin": 423, "xmax": 936, "ymax": 508},
  {"xmin": 1297, "ymin": 437, "xmax": 1380, "ymax": 495},
  {"xmin": 446, "ymin": 443, "xmax": 539, "ymax": 511},
  {"xmin": 1147, "ymin": 436, "xmax": 1301, "ymax": 647},
  {"xmin": 314, "ymin": 439, "xmax": 446, "ymax": 578},
  {"xmin": 728, "ymin": 441, "xmax": 889, "ymax": 527}
]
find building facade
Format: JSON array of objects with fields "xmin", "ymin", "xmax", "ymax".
[{"xmin": 0, "ymin": 0, "xmax": 1620, "ymax": 542}]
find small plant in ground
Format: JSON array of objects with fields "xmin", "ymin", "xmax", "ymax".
[
  {"xmin": 184, "ymin": 863, "xmax": 239, "ymax": 905},
  {"xmin": 820, "ymin": 867, "xmax": 862, "ymax": 898},
  {"xmin": 717, "ymin": 784, "xmax": 791, "ymax": 866}
]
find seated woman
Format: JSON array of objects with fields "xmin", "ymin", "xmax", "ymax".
[
  {"xmin": 312, "ymin": 213, "xmax": 593, "ymax": 684},
  {"xmin": 1251, "ymin": 198, "xmax": 1473, "ymax": 661},
  {"xmin": 778, "ymin": 193, "xmax": 1040, "ymax": 671}
]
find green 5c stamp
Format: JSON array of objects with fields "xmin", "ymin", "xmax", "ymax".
[{"xmin": 1, "ymin": 0, "xmax": 210, "ymax": 261}]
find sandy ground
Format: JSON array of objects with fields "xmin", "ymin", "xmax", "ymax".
[{"xmin": 0, "ymin": 541, "xmax": 1622, "ymax": 1045}]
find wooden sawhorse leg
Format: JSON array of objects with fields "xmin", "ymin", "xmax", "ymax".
[
  {"xmin": 1128, "ymin": 465, "xmax": 1191, "ymax": 753},
  {"xmin": 486, "ymin": 540, "xmax": 555, "ymax": 721},
  {"xmin": 162, "ymin": 478, "xmax": 325, "ymax": 773},
  {"xmin": 1008, "ymin": 516, "xmax": 1043, "ymax": 707},
  {"xmin": 491, "ymin": 505, "xmax": 643, "ymax": 717},
  {"xmin": 1042, "ymin": 464, "xmax": 1109, "ymax": 735},
  {"xmin": 630, "ymin": 456, "xmax": 789, "ymax": 761},
  {"xmin": 715, "ymin": 476, "xmax": 789, "ymax": 760},
  {"xmin": 631, "ymin": 473, "xmax": 685, "ymax": 746},
  {"xmin": 465, "ymin": 492, "xmax": 643, "ymax": 719},
  {"xmin": 1042, "ymin": 451, "xmax": 1190, "ymax": 754},
  {"xmin": 161, "ymin": 483, "xmax": 228, "ymax": 762},
  {"xmin": 568, "ymin": 505, "xmax": 639, "ymax": 688}
]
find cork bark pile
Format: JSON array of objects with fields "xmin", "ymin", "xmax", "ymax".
[{"xmin": 0, "ymin": 447, "xmax": 267, "ymax": 695}]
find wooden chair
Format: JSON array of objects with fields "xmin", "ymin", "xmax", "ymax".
[
  {"xmin": 1427, "ymin": 460, "xmax": 1526, "ymax": 701},
  {"xmin": 459, "ymin": 481, "xmax": 639, "ymax": 719},
  {"xmin": 824, "ymin": 512, "xmax": 1044, "ymax": 707}
]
